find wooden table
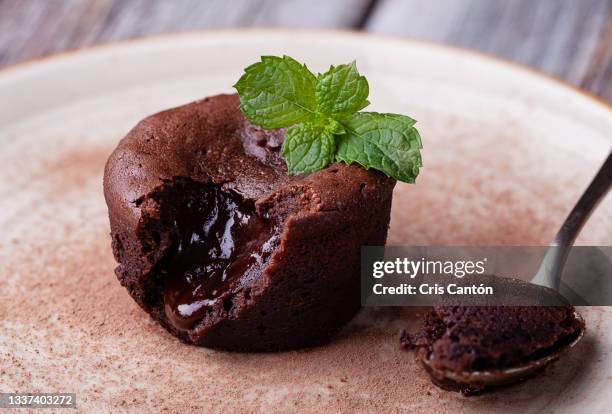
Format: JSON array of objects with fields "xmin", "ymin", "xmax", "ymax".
[{"xmin": 0, "ymin": 0, "xmax": 610, "ymax": 101}]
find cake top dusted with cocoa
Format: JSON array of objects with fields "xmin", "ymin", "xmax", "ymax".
[{"xmin": 104, "ymin": 94, "xmax": 394, "ymax": 231}]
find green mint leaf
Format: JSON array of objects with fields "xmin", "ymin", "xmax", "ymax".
[
  {"xmin": 315, "ymin": 62, "xmax": 369, "ymax": 116},
  {"xmin": 282, "ymin": 123, "xmax": 335, "ymax": 174},
  {"xmin": 234, "ymin": 55, "xmax": 316, "ymax": 128},
  {"xmin": 335, "ymin": 112, "xmax": 422, "ymax": 183}
]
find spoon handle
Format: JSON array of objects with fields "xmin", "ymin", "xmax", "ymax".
[{"xmin": 533, "ymin": 151, "xmax": 612, "ymax": 290}]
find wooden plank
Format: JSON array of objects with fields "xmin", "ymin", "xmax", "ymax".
[
  {"xmin": 0, "ymin": 0, "xmax": 371, "ymax": 67},
  {"xmin": 366, "ymin": 0, "xmax": 612, "ymax": 100},
  {"xmin": 581, "ymin": 16, "xmax": 612, "ymax": 102},
  {"xmin": 250, "ymin": 0, "xmax": 371, "ymax": 27},
  {"xmin": 1, "ymin": 0, "xmax": 609, "ymax": 101}
]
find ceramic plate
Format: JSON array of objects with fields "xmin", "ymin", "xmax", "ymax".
[{"xmin": 0, "ymin": 29, "xmax": 610, "ymax": 413}]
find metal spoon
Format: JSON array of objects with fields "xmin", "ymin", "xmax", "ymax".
[
  {"xmin": 421, "ymin": 151, "xmax": 612, "ymax": 392},
  {"xmin": 531, "ymin": 151, "xmax": 612, "ymax": 290}
]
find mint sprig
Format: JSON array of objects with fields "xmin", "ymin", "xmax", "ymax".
[{"xmin": 234, "ymin": 55, "xmax": 422, "ymax": 183}]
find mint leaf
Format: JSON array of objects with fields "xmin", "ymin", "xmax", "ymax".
[
  {"xmin": 282, "ymin": 123, "xmax": 335, "ymax": 174},
  {"xmin": 234, "ymin": 55, "xmax": 316, "ymax": 128},
  {"xmin": 335, "ymin": 112, "xmax": 422, "ymax": 183},
  {"xmin": 316, "ymin": 62, "xmax": 369, "ymax": 115}
]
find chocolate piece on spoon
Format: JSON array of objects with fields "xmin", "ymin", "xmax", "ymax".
[
  {"xmin": 401, "ymin": 293, "xmax": 584, "ymax": 394},
  {"xmin": 402, "ymin": 152, "xmax": 610, "ymax": 394}
]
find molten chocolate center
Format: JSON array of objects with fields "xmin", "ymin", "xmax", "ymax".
[{"xmin": 161, "ymin": 185, "xmax": 277, "ymax": 331}]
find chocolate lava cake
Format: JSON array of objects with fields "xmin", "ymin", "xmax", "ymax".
[
  {"xmin": 401, "ymin": 304, "xmax": 584, "ymax": 394},
  {"xmin": 103, "ymin": 94, "xmax": 396, "ymax": 351}
]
